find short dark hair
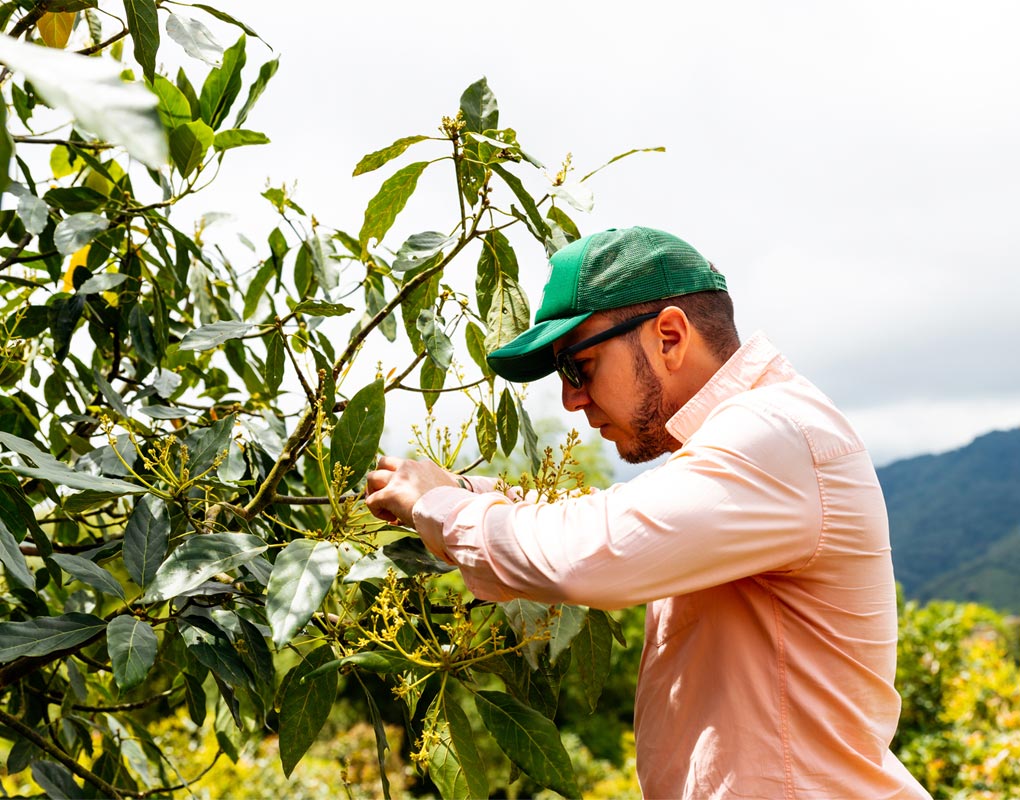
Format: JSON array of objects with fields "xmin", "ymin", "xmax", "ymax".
[{"xmin": 606, "ymin": 267, "xmax": 740, "ymax": 363}]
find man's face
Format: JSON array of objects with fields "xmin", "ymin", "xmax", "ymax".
[{"xmin": 553, "ymin": 314, "xmax": 679, "ymax": 463}]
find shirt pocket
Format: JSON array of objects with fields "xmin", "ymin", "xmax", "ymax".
[{"xmin": 651, "ymin": 594, "xmax": 700, "ymax": 647}]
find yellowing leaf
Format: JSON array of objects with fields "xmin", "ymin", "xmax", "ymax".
[
  {"xmin": 37, "ymin": 12, "xmax": 76, "ymax": 49},
  {"xmin": 63, "ymin": 245, "xmax": 91, "ymax": 292},
  {"xmin": 84, "ymin": 162, "xmax": 125, "ymax": 196},
  {"xmin": 50, "ymin": 145, "xmax": 77, "ymax": 179}
]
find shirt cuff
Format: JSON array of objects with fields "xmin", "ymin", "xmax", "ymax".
[{"xmin": 412, "ymin": 485, "xmax": 475, "ymax": 564}]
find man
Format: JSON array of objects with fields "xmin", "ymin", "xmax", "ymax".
[{"xmin": 366, "ymin": 227, "xmax": 929, "ymax": 799}]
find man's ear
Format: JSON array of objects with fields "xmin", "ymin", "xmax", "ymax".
[{"xmin": 651, "ymin": 306, "xmax": 690, "ymax": 370}]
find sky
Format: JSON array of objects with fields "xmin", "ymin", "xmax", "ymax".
[{"xmin": 167, "ymin": 0, "xmax": 1020, "ymax": 471}]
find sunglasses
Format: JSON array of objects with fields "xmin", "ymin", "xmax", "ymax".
[{"xmin": 553, "ymin": 311, "xmax": 661, "ymax": 389}]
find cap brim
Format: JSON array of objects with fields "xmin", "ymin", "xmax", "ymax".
[{"xmin": 486, "ymin": 313, "xmax": 593, "ymax": 383}]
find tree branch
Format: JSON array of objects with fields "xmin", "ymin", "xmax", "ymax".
[
  {"xmin": 0, "ymin": 706, "xmax": 126, "ymax": 799},
  {"xmin": 331, "ymin": 211, "xmax": 483, "ymax": 382},
  {"xmin": 0, "ymin": 233, "xmax": 35, "ymax": 272}
]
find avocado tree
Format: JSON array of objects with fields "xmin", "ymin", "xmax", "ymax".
[{"xmin": 0, "ymin": 3, "xmax": 659, "ymax": 796}]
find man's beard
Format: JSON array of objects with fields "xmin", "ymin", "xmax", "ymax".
[{"xmin": 617, "ymin": 347, "xmax": 678, "ymax": 464}]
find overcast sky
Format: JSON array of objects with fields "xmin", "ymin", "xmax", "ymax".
[{"xmin": 173, "ymin": 1, "xmax": 1020, "ymax": 470}]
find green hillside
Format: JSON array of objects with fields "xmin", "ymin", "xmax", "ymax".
[{"xmin": 879, "ymin": 427, "xmax": 1020, "ymax": 612}]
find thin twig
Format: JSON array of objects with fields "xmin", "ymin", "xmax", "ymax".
[
  {"xmin": 389, "ymin": 376, "xmax": 488, "ymax": 395},
  {"xmin": 277, "ymin": 318, "xmax": 316, "ymax": 405},
  {"xmin": 0, "ymin": 233, "xmax": 34, "ymax": 272}
]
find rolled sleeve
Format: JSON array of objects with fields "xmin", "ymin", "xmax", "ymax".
[{"xmin": 413, "ymin": 400, "xmax": 824, "ymax": 609}]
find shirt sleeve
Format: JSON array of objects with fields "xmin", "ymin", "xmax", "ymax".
[{"xmin": 412, "ymin": 400, "xmax": 824, "ymax": 609}]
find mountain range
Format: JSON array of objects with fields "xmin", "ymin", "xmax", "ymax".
[{"xmin": 879, "ymin": 427, "xmax": 1020, "ymax": 612}]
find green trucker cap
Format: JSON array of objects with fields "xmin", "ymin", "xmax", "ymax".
[{"xmin": 486, "ymin": 226, "xmax": 726, "ymax": 382}]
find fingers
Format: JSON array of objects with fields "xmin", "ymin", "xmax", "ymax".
[{"xmin": 376, "ymin": 455, "xmax": 403, "ymax": 472}]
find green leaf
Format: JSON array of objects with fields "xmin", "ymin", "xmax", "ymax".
[
  {"xmin": 244, "ymin": 259, "xmax": 276, "ymax": 319},
  {"xmin": 265, "ymin": 331, "xmax": 284, "ymax": 395},
  {"xmin": 16, "ymin": 192, "xmax": 49, "ymax": 235},
  {"xmin": 357, "ymin": 161, "xmax": 429, "ymax": 252},
  {"xmin": 548, "ymin": 604, "xmax": 587, "ymax": 665},
  {"xmin": 44, "ymin": 185, "xmax": 107, "ymax": 213},
  {"xmin": 476, "ymin": 405, "xmax": 497, "ymax": 462},
  {"xmin": 420, "ymin": 357, "xmax": 444, "ymax": 412},
  {"xmin": 476, "ymin": 229, "xmax": 519, "ymax": 320},
  {"xmin": 233, "ymin": 55, "xmax": 279, "ymax": 128},
  {"xmin": 183, "ymin": 671, "xmax": 207, "ymax": 726},
  {"xmin": 165, "ymin": 11, "xmax": 223, "ymax": 66},
  {"xmin": 572, "ymin": 608, "xmax": 613, "ymax": 712},
  {"xmin": 502, "ymin": 598, "xmax": 552, "ymax": 670},
  {"xmin": 279, "ymin": 645, "xmax": 337, "ymax": 777},
  {"xmin": 138, "ymin": 405, "xmax": 190, "ymax": 420},
  {"xmin": 187, "ymin": 414, "xmax": 236, "ymax": 475},
  {"xmin": 491, "ymin": 163, "xmax": 549, "ymax": 239},
  {"xmin": 169, "ymin": 119, "xmax": 215, "ymax": 177},
  {"xmin": 303, "ymin": 650, "xmax": 417, "ymax": 682},
  {"xmin": 199, "ymin": 34, "xmax": 246, "ymax": 129},
  {"xmin": 50, "ymin": 553, "xmax": 126, "ymax": 600},
  {"xmin": 580, "ymin": 146, "xmax": 666, "ymax": 182},
  {"xmin": 517, "ymin": 398, "xmax": 541, "ymax": 473},
  {"xmin": 50, "ymin": 294, "xmax": 84, "ymax": 361},
  {"xmin": 292, "ymin": 300, "xmax": 354, "ymax": 318},
  {"xmin": 0, "ymin": 473, "xmax": 45, "ymax": 550},
  {"xmin": 428, "ymin": 693, "xmax": 489, "ymax": 800},
  {"xmin": 0, "ymin": 432, "xmax": 141, "ymax": 495},
  {"xmin": 54, "ymin": 212, "xmax": 108, "ymax": 255},
  {"xmin": 267, "ymin": 540, "xmax": 339, "ymax": 649},
  {"xmin": 417, "ymin": 310, "xmax": 453, "ymax": 369},
  {"xmin": 123, "ymin": 0, "xmax": 159, "ymax": 82},
  {"xmin": 151, "ymin": 74, "xmax": 193, "ymax": 130},
  {"xmin": 400, "ymin": 269, "xmax": 440, "ymax": 352},
  {"xmin": 180, "ymin": 620, "xmax": 253, "ymax": 701},
  {"xmin": 353, "ymin": 134, "xmax": 429, "ymax": 176},
  {"xmin": 496, "ymin": 388, "xmax": 519, "ymax": 456},
  {"xmin": 77, "ymin": 273, "xmax": 127, "ymax": 295},
  {"xmin": 357, "ymin": 668, "xmax": 393, "ymax": 797},
  {"xmin": 330, "ymin": 379, "xmax": 385, "ymax": 488},
  {"xmin": 483, "ymin": 276, "xmax": 530, "ymax": 353},
  {"xmin": 0, "ymin": 613, "xmax": 105, "ymax": 662},
  {"xmin": 142, "ymin": 533, "xmax": 267, "ymax": 603},
  {"xmin": 123, "ymin": 494, "xmax": 169, "ymax": 590},
  {"xmin": 459, "ymin": 77, "xmax": 498, "ymax": 133},
  {"xmin": 0, "ymin": 92, "xmax": 12, "ymax": 195},
  {"xmin": 393, "ymin": 230, "xmax": 454, "ymax": 273},
  {"xmin": 31, "ymin": 762, "xmax": 79, "ymax": 800},
  {"xmin": 474, "ymin": 690, "xmax": 579, "ymax": 797},
  {"xmin": 0, "ymin": 35, "xmax": 166, "ymax": 168},
  {"xmin": 192, "ymin": 4, "xmax": 263, "ymax": 42},
  {"xmin": 464, "ymin": 322, "xmax": 493, "ymax": 378},
  {"xmin": 547, "ymin": 205, "xmax": 581, "ymax": 242},
  {"xmin": 0, "ymin": 518, "xmax": 32, "ymax": 589},
  {"xmin": 213, "ymin": 128, "xmax": 270, "ymax": 151},
  {"xmin": 179, "ymin": 320, "xmax": 253, "ymax": 350},
  {"xmin": 107, "ymin": 616, "xmax": 158, "ymax": 691},
  {"xmin": 129, "ymin": 303, "xmax": 160, "ymax": 366},
  {"xmin": 343, "ymin": 537, "xmax": 454, "ymax": 583}
]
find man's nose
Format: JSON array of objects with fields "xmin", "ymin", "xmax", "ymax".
[{"xmin": 561, "ymin": 377, "xmax": 590, "ymax": 412}]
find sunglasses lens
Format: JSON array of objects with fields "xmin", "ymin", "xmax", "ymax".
[{"xmin": 557, "ymin": 355, "xmax": 583, "ymax": 389}]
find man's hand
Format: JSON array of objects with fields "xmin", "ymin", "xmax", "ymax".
[{"xmin": 365, "ymin": 456, "xmax": 460, "ymax": 527}]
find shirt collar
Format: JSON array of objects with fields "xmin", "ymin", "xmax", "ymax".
[{"xmin": 665, "ymin": 331, "xmax": 793, "ymax": 445}]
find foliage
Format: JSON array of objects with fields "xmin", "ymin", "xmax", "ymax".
[
  {"xmin": 0, "ymin": 2, "xmax": 663, "ymax": 797},
  {"xmin": 895, "ymin": 598, "xmax": 1020, "ymax": 798}
]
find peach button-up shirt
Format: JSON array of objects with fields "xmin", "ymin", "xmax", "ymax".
[{"xmin": 412, "ymin": 332, "xmax": 930, "ymax": 799}]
